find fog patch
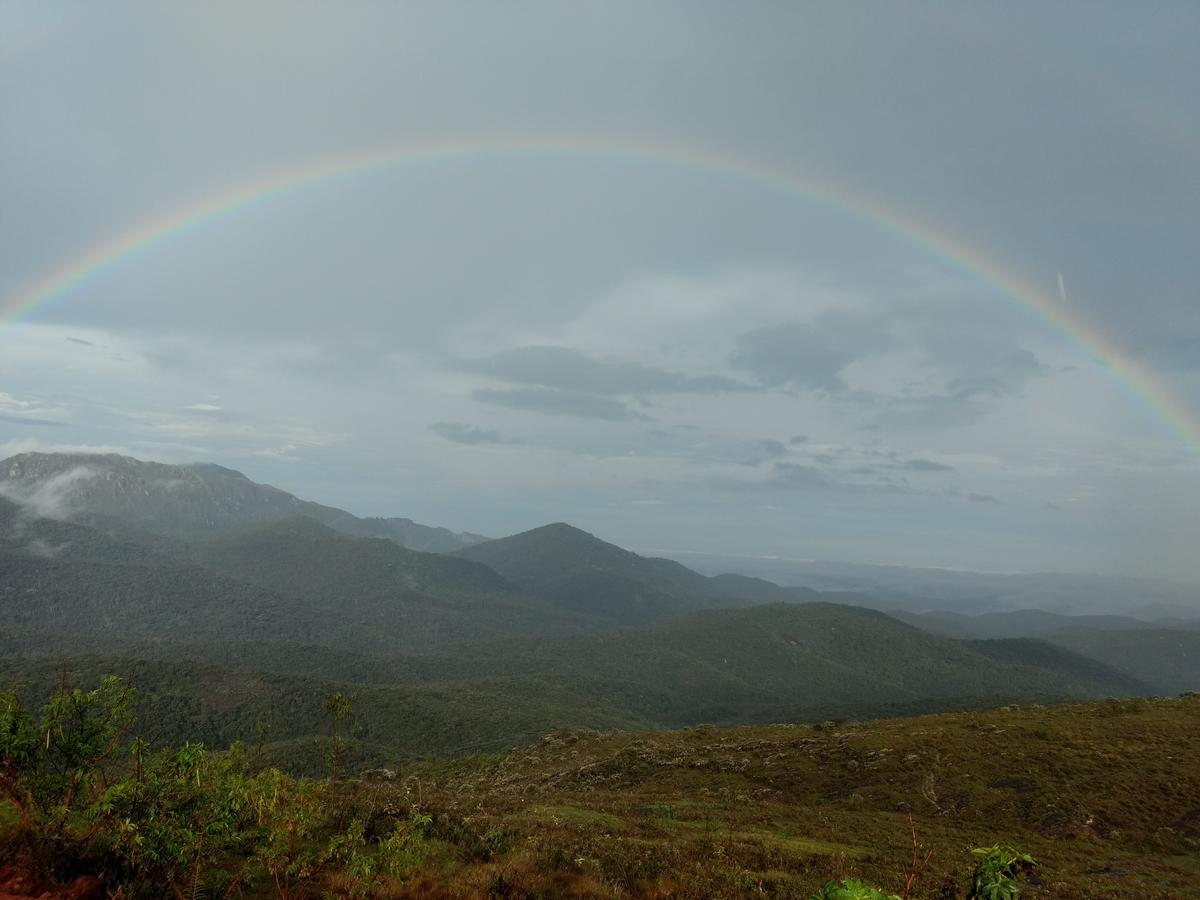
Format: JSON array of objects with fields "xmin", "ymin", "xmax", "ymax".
[{"xmin": 0, "ymin": 465, "xmax": 96, "ymax": 520}]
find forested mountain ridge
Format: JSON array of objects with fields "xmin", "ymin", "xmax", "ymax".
[
  {"xmin": 456, "ymin": 522, "xmax": 820, "ymax": 623},
  {"xmin": 0, "ymin": 601, "xmax": 1149, "ymax": 774},
  {"xmin": 0, "ymin": 451, "xmax": 485, "ymax": 551},
  {"xmin": 895, "ymin": 606, "xmax": 1200, "ymax": 698},
  {"xmin": 0, "ymin": 450, "xmax": 1191, "ymax": 794}
]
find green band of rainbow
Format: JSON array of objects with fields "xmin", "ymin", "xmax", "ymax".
[{"xmin": 3, "ymin": 135, "xmax": 1196, "ymax": 452}]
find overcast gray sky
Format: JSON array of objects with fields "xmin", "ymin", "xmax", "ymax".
[{"xmin": 2, "ymin": 3, "xmax": 1198, "ymax": 579}]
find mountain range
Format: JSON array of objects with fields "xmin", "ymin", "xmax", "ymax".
[
  {"xmin": 1, "ymin": 450, "xmax": 1196, "ymax": 772},
  {"xmin": 0, "ymin": 451, "xmax": 487, "ymax": 552}
]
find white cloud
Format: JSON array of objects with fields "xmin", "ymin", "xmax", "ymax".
[{"xmin": 0, "ymin": 464, "xmax": 96, "ymax": 519}]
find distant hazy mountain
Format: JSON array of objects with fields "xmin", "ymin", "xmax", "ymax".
[
  {"xmin": 892, "ymin": 607, "xmax": 1200, "ymax": 694},
  {"xmin": 456, "ymin": 522, "xmax": 818, "ymax": 623},
  {"xmin": 0, "ymin": 452, "xmax": 486, "ymax": 552},
  {"xmin": 669, "ymin": 552, "xmax": 1200, "ymax": 617},
  {"xmin": 891, "ymin": 608, "xmax": 1158, "ymax": 640}
]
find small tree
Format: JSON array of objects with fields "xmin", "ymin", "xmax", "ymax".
[
  {"xmin": 100, "ymin": 741, "xmax": 260, "ymax": 898},
  {"xmin": 322, "ymin": 691, "xmax": 355, "ymax": 780},
  {"xmin": 249, "ymin": 768, "xmax": 329, "ymax": 899},
  {"xmin": 0, "ymin": 675, "xmax": 133, "ymax": 870}
]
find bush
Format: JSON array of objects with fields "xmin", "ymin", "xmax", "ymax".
[
  {"xmin": 810, "ymin": 878, "xmax": 901, "ymax": 900},
  {"xmin": 968, "ymin": 845, "xmax": 1037, "ymax": 900},
  {"xmin": 0, "ymin": 675, "xmax": 133, "ymax": 875}
]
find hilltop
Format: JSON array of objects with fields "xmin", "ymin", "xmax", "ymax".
[
  {"xmin": 0, "ymin": 451, "xmax": 486, "ymax": 551},
  {"xmin": 456, "ymin": 522, "xmax": 817, "ymax": 623}
]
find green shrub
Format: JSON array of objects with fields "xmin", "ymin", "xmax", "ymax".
[
  {"xmin": 968, "ymin": 845, "xmax": 1036, "ymax": 900},
  {"xmin": 0, "ymin": 676, "xmax": 133, "ymax": 874},
  {"xmin": 99, "ymin": 742, "xmax": 262, "ymax": 896},
  {"xmin": 810, "ymin": 878, "xmax": 901, "ymax": 900}
]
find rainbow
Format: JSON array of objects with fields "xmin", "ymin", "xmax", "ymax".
[{"xmin": 3, "ymin": 135, "xmax": 1197, "ymax": 451}]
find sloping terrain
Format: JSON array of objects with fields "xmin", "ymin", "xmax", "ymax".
[
  {"xmin": 388, "ymin": 694, "xmax": 1200, "ymax": 898},
  {"xmin": 0, "ymin": 602, "xmax": 1149, "ymax": 778},
  {"xmin": 895, "ymin": 607, "xmax": 1200, "ymax": 695},
  {"xmin": 0, "ymin": 451, "xmax": 483, "ymax": 551},
  {"xmin": 389, "ymin": 603, "xmax": 1148, "ymax": 726},
  {"xmin": 1041, "ymin": 627, "xmax": 1200, "ymax": 695},
  {"xmin": 892, "ymin": 608, "xmax": 1158, "ymax": 639},
  {"xmin": 456, "ymin": 522, "xmax": 817, "ymax": 622}
]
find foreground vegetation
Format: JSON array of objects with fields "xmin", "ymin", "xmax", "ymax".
[{"xmin": 2, "ymin": 677, "xmax": 1197, "ymax": 898}]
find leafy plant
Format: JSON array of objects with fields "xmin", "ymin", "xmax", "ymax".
[
  {"xmin": 100, "ymin": 741, "xmax": 260, "ymax": 898},
  {"xmin": 968, "ymin": 845, "xmax": 1036, "ymax": 900},
  {"xmin": 322, "ymin": 691, "xmax": 355, "ymax": 781},
  {"xmin": 0, "ymin": 675, "xmax": 133, "ymax": 872},
  {"xmin": 248, "ymin": 768, "xmax": 329, "ymax": 899},
  {"xmin": 810, "ymin": 878, "xmax": 901, "ymax": 900}
]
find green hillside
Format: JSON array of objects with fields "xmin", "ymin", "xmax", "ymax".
[
  {"xmin": 390, "ymin": 603, "xmax": 1148, "ymax": 726},
  {"xmin": 1042, "ymin": 627, "xmax": 1200, "ymax": 694},
  {"xmin": 894, "ymin": 607, "xmax": 1200, "ymax": 694},
  {"xmin": 455, "ymin": 522, "xmax": 815, "ymax": 622},
  {"xmin": 0, "ymin": 602, "xmax": 1149, "ymax": 782}
]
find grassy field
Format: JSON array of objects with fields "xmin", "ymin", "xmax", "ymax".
[
  {"xmin": 2, "ymin": 692, "xmax": 1197, "ymax": 897},
  {"xmin": 376, "ymin": 694, "xmax": 1200, "ymax": 898}
]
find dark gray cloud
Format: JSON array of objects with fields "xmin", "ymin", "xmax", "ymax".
[
  {"xmin": 968, "ymin": 492, "xmax": 1001, "ymax": 505},
  {"xmin": 893, "ymin": 458, "xmax": 954, "ymax": 473},
  {"xmin": 720, "ymin": 461, "xmax": 922, "ymax": 497},
  {"xmin": 836, "ymin": 348, "xmax": 1054, "ymax": 428},
  {"xmin": 944, "ymin": 351, "xmax": 1048, "ymax": 402},
  {"xmin": 772, "ymin": 462, "xmax": 833, "ymax": 490},
  {"xmin": 730, "ymin": 324, "xmax": 857, "ymax": 391},
  {"xmin": 66, "ymin": 337, "xmax": 95, "ymax": 346},
  {"xmin": 761, "ymin": 439, "xmax": 787, "ymax": 457},
  {"xmin": 0, "ymin": 414, "xmax": 69, "ymax": 428},
  {"xmin": 429, "ymin": 422, "xmax": 512, "ymax": 446},
  {"xmin": 463, "ymin": 346, "xmax": 753, "ymax": 395},
  {"xmin": 472, "ymin": 387, "xmax": 642, "ymax": 421}
]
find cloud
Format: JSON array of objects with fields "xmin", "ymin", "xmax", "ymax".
[
  {"xmin": 0, "ymin": 413, "xmax": 69, "ymax": 427},
  {"xmin": 66, "ymin": 337, "xmax": 95, "ymax": 346},
  {"xmin": 893, "ymin": 458, "xmax": 955, "ymax": 472},
  {"xmin": 0, "ymin": 392, "xmax": 69, "ymax": 426},
  {"xmin": 0, "ymin": 439, "xmax": 137, "ymax": 458},
  {"xmin": 772, "ymin": 462, "xmax": 834, "ymax": 489},
  {"xmin": 462, "ymin": 345, "xmax": 754, "ymax": 395},
  {"xmin": 730, "ymin": 323, "xmax": 858, "ymax": 391},
  {"xmin": 429, "ymin": 422, "xmax": 513, "ymax": 445},
  {"xmin": 843, "ymin": 349, "xmax": 1054, "ymax": 428},
  {"xmin": 251, "ymin": 443, "xmax": 302, "ymax": 462},
  {"xmin": 23, "ymin": 539, "xmax": 68, "ymax": 558},
  {"xmin": 968, "ymin": 492, "xmax": 1001, "ymax": 504},
  {"xmin": 472, "ymin": 387, "xmax": 644, "ymax": 421},
  {"xmin": 761, "ymin": 439, "xmax": 788, "ymax": 457},
  {"xmin": 0, "ymin": 465, "xmax": 96, "ymax": 520}
]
